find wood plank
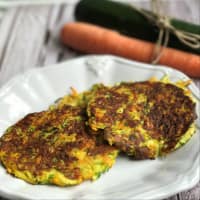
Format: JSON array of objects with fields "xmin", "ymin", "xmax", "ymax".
[
  {"xmin": 37, "ymin": 4, "xmax": 62, "ymax": 66},
  {"xmin": 57, "ymin": 4, "xmax": 79, "ymax": 62},
  {"xmin": 0, "ymin": 8, "xmax": 17, "ymax": 65},
  {"xmin": 179, "ymin": 183, "xmax": 200, "ymax": 200},
  {"xmin": 164, "ymin": 196, "xmax": 179, "ymax": 200},
  {"xmin": 0, "ymin": 5, "xmax": 51, "ymax": 86},
  {"xmin": 162, "ymin": 0, "xmax": 200, "ymax": 23},
  {"xmin": 38, "ymin": 4, "xmax": 79, "ymax": 66}
]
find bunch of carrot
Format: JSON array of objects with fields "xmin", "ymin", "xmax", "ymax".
[{"xmin": 61, "ymin": 22, "xmax": 200, "ymax": 78}]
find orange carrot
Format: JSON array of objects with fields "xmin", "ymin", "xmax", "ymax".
[{"xmin": 61, "ymin": 22, "xmax": 200, "ymax": 78}]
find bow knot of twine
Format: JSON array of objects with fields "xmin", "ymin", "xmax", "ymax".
[
  {"xmin": 133, "ymin": 0, "xmax": 200, "ymax": 64},
  {"xmin": 157, "ymin": 16, "xmax": 170, "ymax": 28},
  {"xmin": 155, "ymin": 14, "xmax": 200, "ymax": 49}
]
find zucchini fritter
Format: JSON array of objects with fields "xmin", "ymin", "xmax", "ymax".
[
  {"xmin": 54, "ymin": 83, "xmax": 107, "ymax": 109},
  {"xmin": 0, "ymin": 105, "xmax": 118, "ymax": 186},
  {"xmin": 87, "ymin": 80, "xmax": 197, "ymax": 159}
]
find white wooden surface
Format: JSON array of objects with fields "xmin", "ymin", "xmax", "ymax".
[{"xmin": 0, "ymin": 0, "xmax": 199, "ymax": 199}]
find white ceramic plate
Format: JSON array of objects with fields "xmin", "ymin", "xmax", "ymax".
[{"xmin": 0, "ymin": 55, "xmax": 199, "ymax": 200}]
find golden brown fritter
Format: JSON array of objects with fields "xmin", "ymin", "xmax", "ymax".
[
  {"xmin": 53, "ymin": 83, "xmax": 107, "ymax": 109},
  {"xmin": 87, "ymin": 80, "xmax": 197, "ymax": 159},
  {"xmin": 0, "ymin": 105, "xmax": 118, "ymax": 186}
]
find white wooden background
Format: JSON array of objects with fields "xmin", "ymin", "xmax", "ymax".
[{"xmin": 0, "ymin": 0, "xmax": 199, "ymax": 199}]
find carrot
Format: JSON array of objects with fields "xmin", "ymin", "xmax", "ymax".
[{"xmin": 61, "ymin": 22, "xmax": 200, "ymax": 78}]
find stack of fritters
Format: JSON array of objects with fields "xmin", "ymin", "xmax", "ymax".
[{"xmin": 0, "ymin": 78, "xmax": 197, "ymax": 186}]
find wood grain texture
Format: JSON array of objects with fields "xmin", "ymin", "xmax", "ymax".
[
  {"xmin": 0, "ymin": 8, "xmax": 17, "ymax": 65},
  {"xmin": 0, "ymin": 5, "xmax": 51, "ymax": 85},
  {"xmin": 179, "ymin": 183, "xmax": 200, "ymax": 200},
  {"xmin": 0, "ymin": 0, "xmax": 199, "ymax": 200}
]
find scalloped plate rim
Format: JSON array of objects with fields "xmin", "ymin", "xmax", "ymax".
[{"xmin": 0, "ymin": 55, "xmax": 199, "ymax": 200}]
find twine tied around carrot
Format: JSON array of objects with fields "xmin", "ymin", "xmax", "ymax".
[{"xmin": 131, "ymin": 0, "xmax": 200, "ymax": 64}]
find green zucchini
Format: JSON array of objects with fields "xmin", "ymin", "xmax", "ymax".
[{"xmin": 75, "ymin": 0, "xmax": 200, "ymax": 55}]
